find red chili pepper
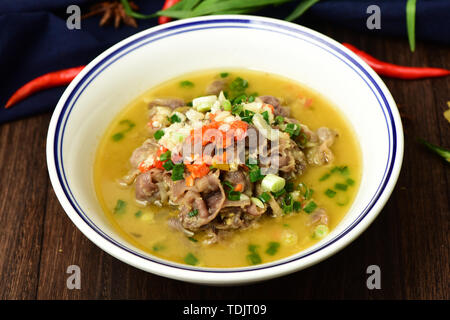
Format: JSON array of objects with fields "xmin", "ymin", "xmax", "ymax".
[
  {"xmin": 5, "ymin": 66, "xmax": 85, "ymax": 109},
  {"xmin": 342, "ymin": 43, "xmax": 450, "ymax": 80},
  {"xmin": 158, "ymin": 0, "xmax": 181, "ymax": 24}
]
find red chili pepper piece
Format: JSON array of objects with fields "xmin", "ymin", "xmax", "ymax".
[
  {"xmin": 342, "ymin": 43, "xmax": 450, "ymax": 80},
  {"xmin": 158, "ymin": 0, "xmax": 181, "ymax": 24},
  {"xmin": 5, "ymin": 65, "xmax": 85, "ymax": 109}
]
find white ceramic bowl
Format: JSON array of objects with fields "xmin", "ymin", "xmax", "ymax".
[{"xmin": 47, "ymin": 15, "xmax": 403, "ymax": 285}]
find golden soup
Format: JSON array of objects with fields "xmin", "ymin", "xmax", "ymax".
[{"xmin": 94, "ymin": 69, "xmax": 361, "ymax": 268}]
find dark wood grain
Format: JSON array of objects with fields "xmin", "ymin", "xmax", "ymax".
[{"xmin": 0, "ymin": 24, "xmax": 448, "ymax": 300}]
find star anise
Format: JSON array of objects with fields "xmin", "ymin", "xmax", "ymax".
[{"xmin": 82, "ymin": 0, "xmax": 139, "ymax": 28}]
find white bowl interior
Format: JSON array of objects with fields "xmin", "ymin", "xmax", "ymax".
[{"xmin": 54, "ymin": 18, "xmax": 396, "ymax": 277}]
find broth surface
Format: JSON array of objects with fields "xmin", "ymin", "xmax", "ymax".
[{"xmin": 94, "ymin": 69, "xmax": 361, "ymax": 268}]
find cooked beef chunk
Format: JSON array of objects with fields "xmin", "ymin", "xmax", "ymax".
[
  {"xmin": 148, "ymin": 98, "xmax": 185, "ymax": 109},
  {"xmin": 206, "ymin": 79, "xmax": 226, "ymax": 95},
  {"xmin": 135, "ymin": 168, "xmax": 165, "ymax": 202},
  {"xmin": 306, "ymin": 127, "xmax": 338, "ymax": 165},
  {"xmin": 257, "ymin": 95, "xmax": 290, "ymax": 117}
]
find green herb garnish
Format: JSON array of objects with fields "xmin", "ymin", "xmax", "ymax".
[
  {"xmin": 113, "ymin": 199, "xmax": 127, "ymax": 214},
  {"xmin": 346, "ymin": 178, "xmax": 355, "ymax": 186},
  {"xmin": 154, "ymin": 129, "xmax": 164, "ymax": 140},
  {"xmin": 259, "ymin": 192, "xmax": 271, "ymax": 203},
  {"xmin": 168, "ymin": 114, "xmax": 181, "ymax": 123},
  {"xmin": 188, "ymin": 209, "xmax": 198, "ymax": 217},
  {"xmin": 220, "ymin": 72, "xmax": 229, "ymax": 78},
  {"xmin": 282, "ymin": 194, "xmax": 293, "ymax": 213},
  {"xmin": 159, "ymin": 150, "xmax": 171, "ymax": 161},
  {"xmin": 247, "ymin": 244, "xmax": 262, "ymax": 265},
  {"xmin": 275, "ymin": 115, "xmax": 284, "ymax": 124},
  {"xmin": 180, "ymin": 80, "xmax": 194, "ymax": 88},
  {"xmin": 284, "ymin": 123, "xmax": 301, "ymax": 137},
  {"xmin": 335, "ymin": 183, "xmax": 348, "ymax": 191},
  {"xmin": 229, "ymin": 77, "xmax": 248, "ymax": 93},
  {"xmin": 184, "ymin": 253, "xmax": 199, "ymax": 266},
  {"xmin": 163, "ymin": 159, "xmax": 174, "ymax": 171},
  {"xmin": 152, "ymin": 243, "xmax": 165, "ymax": 252},
  {"xmin": 324, "ymin": 189, "xmax": 336, "ymax": 198},
  {"xmin": 303, "ymin": 201, "xmax": 317, "ymax": 214},
  {"xmin": 293, "ymin": 201, "xmax": 302, "ymax": 212},
  {"xmin": 261, "ymin": 110, "xmax": 270, "ymax": 124},
  {"xmin": 171, "ymin": 163, "xmax": 185, "ymax": 181},
  {"xmin": 111, "ymin": 119, "xmax": 135, "ymax": 141},
  {"xmin": 265, "ymin": 242, "xmax": 280, "ymax": 256},
  {"xmin": 271, "ymin": 189, "xmax": 286, "ymax": 198},
  {"xmin": 134, "ymin": 210, "xmax": 143, "ymax": 218},
  {"xmin": 188, "ymin": 237, "xmax": 198, "ymax": 243}
]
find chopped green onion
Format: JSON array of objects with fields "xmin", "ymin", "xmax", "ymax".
[
  {"xmin": 222, "ymin": 100, "xmax": 232, "ymax": 111},
  {"xmin": 303, "ymin": 201, "xmax": 317, "ymax": 214},
  {"xmin": 284, "ymin": 123, "xmax": 301, "ymax": 137},
  {"xmin": 272, "ymin": 189, "xmax": 286, "ymax": 198},
  {"xmin": 247, "ymin": 244, "xmax": 262, "ymax": 265},
  {"xmin": 265, "ymin": 242, "xmax": 280, "ymax": 256},
  {"xmin": 188, "ymin": 237, "xmax": 198, "ymax": 243},
  {"xmin": 346, "ymin": 178, "xmax": 355, "ymax": 186},
  {"xmin": 134, "ymin": 210, "xmax": 143, "ymax": 218},
  {"xmin": 293, "ymin": 201, "xmax": 302, "ymax": 212},
  {"xmin": 233, "ymin": 94, "xmax": 248, "ymax": 105},
  {"xmin": 275, "ymin": 115, "xmax": 284, "ymax": 124},
  {"xmin": 282, "ymin": 194, "xmax": 293, "ymax": 213},
  {"xmin": 188, "ymin": 209, "xmax": 198, "ymax": 217},
  {"xmin": 222, "ymin": 180, "xmax": 233, "ymax": 189},
  {"xmin": 154, "ymin": 129, "xmax": 164, "ymax": 140},
  {"xmin": 113, "ymin": 199, "xmax": 127, "ymax": 214},
  {"xmin": 325, "ymin": 189, "xmax": 336, "ymax": 198},
  {"xmin": 285, "ymin": 182, "xmax": 294, "ymax": 193},
  {"xmin": 258, "ymin": 192, "xmax": 271, "ymax": 203},
  {"xmin": 152, "ymin": 243, "xmax": 164, "ymax": 252},
  {"xmin": 249, "ymin": 168, "xmax": 265, "ymax": 182},
  {"xmin": 168, "ymin": 114, "xmax": 181, "ymax": 123},
  {"xmin": 312, "ymin": 224, "xmax": 329, "ymax": 239},
  {"xmin": 319, "ymin": 172, "xmax": 331, "ymax": 181},
  {"xmin": 261, "ymin": 110, "xmax": 270, "ymax": 124},
  {"xmin": 162, "ymin": 160, "xmax": 174, "ymax": 171},
  {"xmin": 227, "ymin": 190, "xmax": 241, "ymax": 201},
  {"xmin": 220, "ymin": 72, "xmax": 229, "ymax": 78},
  {"xmin": 251, "ymin": 197, "xmax": 265, "ymax": 208},
  {"xmin": 159, "ymin": 150, "xmax": 171, "ymax": 161},
  {"xmin": 112, "ymin": 132, "xmax": 124, "ymax": 141},
  {"xmin": 171, "ymin": 163, "xmax": 185, "ymax": 181},
  {"xmin": 240, "ymin": 109, "xmax": 255, "ymax": 123},
  {"xmin": 111, "ymin": 120, "xmax": 135, "ymax": 141},
  {"xmin": 180, "ymin": 80, "xmax": 194, "ymax": 88},
  {"xmin": 335, "ymin": 183, "xmax": 348, "ymax": 191},
  {"xmin": 184, "ymin": 253, "xmax": 198, "ymax": 266},
  {"xmin": 229, "ymin": 77, "xmax": 248, "ymax": 93},
  {"xmin": 298, "ymin": 182, "xmax": 313, "ymax": 199},
  {"xmin": 332, "ymin": 166, "xmax": 349, "ymax": 176},
  {"xmin": 261, "ymin": 174, "xmax": 286, "ymax": 193}
]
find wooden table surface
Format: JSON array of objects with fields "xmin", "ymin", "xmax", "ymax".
[{"xmin": 0, "ymin": 23, "xmax": 448, "ymax": 300}]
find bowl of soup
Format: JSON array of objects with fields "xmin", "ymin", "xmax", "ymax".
[{"xmin": 46, "ymin": 15, "xmax": 403, "ymax": 285}]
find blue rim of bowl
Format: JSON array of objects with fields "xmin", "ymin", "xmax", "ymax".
[{"xmin": 53, "ymin": 17, "xmax": 397, "ymax": 273}]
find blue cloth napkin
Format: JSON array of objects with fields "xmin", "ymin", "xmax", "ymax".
[{"xmin": 1, "ymin": 0, "xmax": 449, "ymax": 124}]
